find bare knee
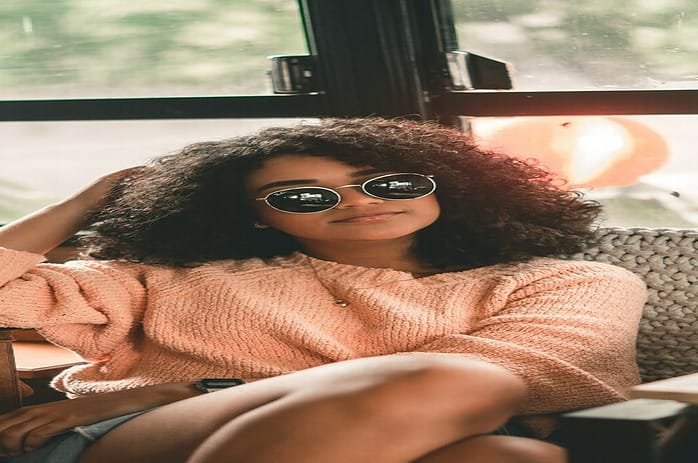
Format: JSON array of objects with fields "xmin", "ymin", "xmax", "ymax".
[
  {"xmin": 408, "ymin": 354, "xmax": 527, "ymax": 403},
  {"xmin": 374, "ymin": 354, "xmax": 526, "ymax": 411},
  {"xmin": 184, "ymin": 356, "xmax": 528, "ymax": 463},
  {"xmin": 312, "ymin": 354, "xmax": 527, "ymax": 435}
]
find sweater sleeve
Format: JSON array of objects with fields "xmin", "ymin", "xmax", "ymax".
[
  {"xmin": 409, "ymin": 261, "xmax": 647, "ymax": 416},
  {"xmin": 0, "ymin": 246, "xmax": 148, "ymax": 359}
]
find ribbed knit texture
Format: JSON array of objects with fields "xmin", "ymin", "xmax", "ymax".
[{"xmin": 0, "ymin": 247, "xmax": 646, "ymax": 435}]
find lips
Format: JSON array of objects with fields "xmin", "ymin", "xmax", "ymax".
[{"xmin": 330, "ymin": 211, "xmax": 405, "ymax": 223}]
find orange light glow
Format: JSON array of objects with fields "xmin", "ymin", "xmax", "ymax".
[{"xmin": 473, "ymin": 116, "xmax": 669, "ymax": 189}]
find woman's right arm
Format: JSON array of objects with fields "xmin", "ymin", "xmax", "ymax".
[
  {"xmin": 0, "ymin": 167, "xmax": 142, "ymax": 255},
  {"xmin": 0, "ymin": 167, "xmax": 148, "ymax": 342}
]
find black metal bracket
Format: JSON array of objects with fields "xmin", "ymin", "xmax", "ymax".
[
  {"xmin": 445, "ymin": 51, "xmax": 513, "ymax": 90},
  {"xmin": 268, "ymin": 55, "xmax": 319, "ymax": 94}
]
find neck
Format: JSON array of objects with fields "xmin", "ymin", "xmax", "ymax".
[{"xmin": 298, "ymin": 236, "xmax": 432, "ymax": 274}]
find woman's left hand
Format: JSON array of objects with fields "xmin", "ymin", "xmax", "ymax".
[
  {"xmin": 0, "ymin": 381, "xmax": 201, "ymax": 457},
  {"xmin": 0, "ymin": 394, "xmax": 123, "ymax": 457}
]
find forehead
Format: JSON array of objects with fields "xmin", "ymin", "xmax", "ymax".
[{"xmin": 246, "ymin": 155, "xmax": 377, "ymax": 187}]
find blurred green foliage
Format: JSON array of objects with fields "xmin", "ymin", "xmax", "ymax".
[
  {"xmin": 452, "ymin": 0, "xmax": 696, "ymax": 87},
  {"xmin": 0, "ymin": 0, "xmax": 694, "ymax": 97},
  {"xmin": 0, "ymin": 0, "xmax": 307, "ymax": 98},
  {"xmin": 0, "ymin": 178, "xmax": 56, "ymax": 222}
]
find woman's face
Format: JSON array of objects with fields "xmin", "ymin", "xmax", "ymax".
[{"xmin": 246, "ymin": 155, "xmax": 440, "ymax": 243}]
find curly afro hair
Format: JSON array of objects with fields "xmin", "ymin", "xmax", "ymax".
[{"xmin": 82, "ymin": 117, "xmax": 602, "ymax": 269}]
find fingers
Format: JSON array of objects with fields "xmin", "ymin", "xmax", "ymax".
[
  {"xmin": 0, "ymin": 415, "xmax": 54, "ymax": 457},
  {"xmin": 100, "ymin": 166, "xmax": 147, "ymax": 185},
  {"xmin": 0, "ymin": 405, "xmax": 71, "ymax": 456},
  {"xmin": 0, "ymin": 396, "xmax": 122, "ymax": 456},
  {"xmin": 20, "ymin": 420, "xmax": 66, "ymax": 453},
  {"xmin": 67, "ymin": 165, "xmax": 147, "ymax": 214},
  {"xmin": 92, "ymin": 165, "xmax": 147, "ymax": 195},
  {"xmin": 0, "ymin": 409, "xmax": 35, "ymax": 434},
  {"xmin": 0, "ymin": 409, "xmax": 82, "ymax": 456},
  {"xmin": 111, "ymin": 165, "xmax": 146, "ymax": 176}
]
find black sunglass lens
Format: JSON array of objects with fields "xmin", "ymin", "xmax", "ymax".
[
  {"xmin": 364, "ymin": 174, "xmax": 434, "ymax": 199},
  {"xmin": 266, "ymin": 188, "xmax": 340, "ymax": 213}
]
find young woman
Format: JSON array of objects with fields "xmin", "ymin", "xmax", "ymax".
[{"xmin": 0, "ymin": 118, "xmax": 646, "ymax": 463}]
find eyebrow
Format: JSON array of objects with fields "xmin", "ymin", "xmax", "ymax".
[{"xmin": 256, "ymin": 168, "xmax": 385, "ymax": 193}]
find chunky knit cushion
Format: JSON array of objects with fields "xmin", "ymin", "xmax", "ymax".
[{"xmin": 571, "ymin": 227, "xmax": 698, "ymax": 382}]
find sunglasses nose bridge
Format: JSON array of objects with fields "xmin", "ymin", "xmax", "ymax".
[
  {"xmin": 333, "ymin": 183, "xmax": 361, "ymax": 191},
  {"xmin": 332, "ymin": 184, "xmax": 383, "ymax": 206}
]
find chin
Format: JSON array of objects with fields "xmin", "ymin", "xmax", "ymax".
[{"xmin": 329, "ymin": 227, "xmax": 422, "ymax": 241}]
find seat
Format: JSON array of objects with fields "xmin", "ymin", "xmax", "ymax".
[
  {"xmin": 569, "ymin": 227, "xmax": 698, "ymax": 383},
  {"xmin": 560, "ymin": 227, "xmax": 698, "ymax": 463}
]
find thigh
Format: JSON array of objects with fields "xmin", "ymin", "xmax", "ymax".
[
  {"xmin": 79, "ymin": 355, "xmax": 433, "ymax": 463},
  {"xmin": 79, "ymin": 353, "xmax": 521, "ymax": 463},
  {"xmin": 412, "ymin": 435, "xmax": 566, "ymax": 463},
  {"xmin": 77, "ymin": 373, "xmax": 292, "ymax": 463}
]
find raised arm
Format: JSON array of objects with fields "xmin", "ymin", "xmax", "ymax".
[
  {"xmin": 0, "ymin": 167, "xmax": 149, "ymax": 356},
  {"xmin": 0, "ymin": 167, "xmax": 142, "ymax": 255}
]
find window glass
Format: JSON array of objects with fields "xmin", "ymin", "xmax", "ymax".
[
  {"xmin": 469, "ymin": 115, "xmax": 698, "ymax": 227},
  {"xmin": 0, "ymin": 0, "xmax": 307, "ymax": 99},
  {"xmin": 0, "ymin": 118, "xmax": 317, "ymax": 223},
  {"xmin": 451, "ymin": 0, "xmax": 697, "ymax": 90}
]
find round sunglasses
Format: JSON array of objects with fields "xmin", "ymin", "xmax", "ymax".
[{"xmin": 255, "ymin": 172, "xmax": 436, "ymax": 214}]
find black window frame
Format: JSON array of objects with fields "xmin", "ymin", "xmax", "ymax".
[{"xmin": 0, "ymin": 0, "xmax": 696, "ymax": 122}]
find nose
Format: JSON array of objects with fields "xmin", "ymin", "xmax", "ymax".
[{"xmin": 335, "ymin": 185, "xmax": 383, "ymax": 208}]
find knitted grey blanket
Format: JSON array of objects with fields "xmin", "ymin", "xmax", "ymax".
[{"xmin": 573, "ymin": 227, "xmax": 698, "ymax": 382}]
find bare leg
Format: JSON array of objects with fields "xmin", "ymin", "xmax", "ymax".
[
  {"xmin": 412, "ymin": 435, "xmax": 567, "ymax": 463},
  {"xmin": 79, "ymin": 353, "xmax": 526, "ymax": 463}
]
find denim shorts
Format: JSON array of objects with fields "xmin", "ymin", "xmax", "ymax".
[{"xmin": 0, "ymin": 410, "xmax": 146, "ymax": 463}]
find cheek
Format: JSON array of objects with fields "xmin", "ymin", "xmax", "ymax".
[
  {"xmin": 254, "ymin": 204, "xmax": 277, "ymax": 225},
  {"xmin": 256, "ymin": 206, "xmax": 325, "ymax": 235},
  {"xmin": 256, "ymin": 206, "xmax": 286, "ymax": 227},
  {"xmin": 416, "ymin": 196, "xmax": 441, "ymax": 223}
]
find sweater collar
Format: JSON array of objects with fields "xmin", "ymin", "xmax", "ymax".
[{"xmin": 279, "ymin": 252, "xmax": 446, "ymax": 285}]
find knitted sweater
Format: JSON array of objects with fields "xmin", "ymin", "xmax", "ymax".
[{"xmin": 0, "ymin": 247, "xmax": 646, "ymax": 430}]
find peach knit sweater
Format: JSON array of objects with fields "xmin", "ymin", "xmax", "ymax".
[{"xmin": 1, "ymin": 247, "xmax": 646, "ymax": 427}]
